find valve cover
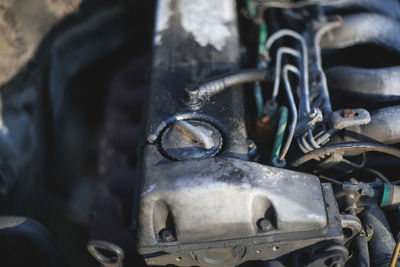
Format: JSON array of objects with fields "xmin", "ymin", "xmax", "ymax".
[{"xmin": 133, "ymin": 1, "xmax": 344, "ymax": 266}]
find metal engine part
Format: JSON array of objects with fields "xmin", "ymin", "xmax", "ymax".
[
  {"xmin": 134, "ymin": 1, "xmax": 345, "ymax": 266},
  {"xmin": 137, "ymin": 157, "xmax": 342, "ymax": 266},
  {"xmin": 4, "ymin": 0, "xmax": 400, "ymax": 266}
]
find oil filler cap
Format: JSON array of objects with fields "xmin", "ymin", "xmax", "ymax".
[{"xmin": 161, "ymin": 120, "xmax": 222, "ymax": 160}]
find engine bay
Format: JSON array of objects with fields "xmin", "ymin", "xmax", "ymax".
[{"xmin": 2, "ymin": 0, "xmax": 400, "ymax": 266}]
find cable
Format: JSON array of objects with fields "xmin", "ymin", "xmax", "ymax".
[
  {"xmin": 254, "ymin": 23, "xmax": 268, "ymax": 118},
  {"xmin": 363, "ymin": 168, "xmax": 391, "ymax": 183},
  {"xmin": 291, "ymin": 142, "xmax": 400, "ymax": 167},
  {"xmin": 271, "ymin": 106, "xmax": 288, "ymax": 166},
  {"xmin": 341, "ymin": 159, "xmax": 391, "ymax": 183},
  {"xmin": 279, "ymin": 64, "xmax": 299, "ymax": 162},
  {"xmin": 254, "ymin": 83, "xmax": 264, "ymax": 118}
]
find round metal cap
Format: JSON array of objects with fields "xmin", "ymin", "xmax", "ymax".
[{"xmin": 161, "ymin": 120, "xmax": 222, "ymax": 160}]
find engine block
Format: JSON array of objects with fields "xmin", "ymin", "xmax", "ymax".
[{"xmin": 134, "ymin": 1, "xmax": 344, "ymax": 266}]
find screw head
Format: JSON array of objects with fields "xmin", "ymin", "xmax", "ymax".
[
  {"xmin": 257, "ymin": 218, "xmax": 273, "ymax": 232},
  {"xmin": 159, "ymin": 229, "xmax": 176, "ymax": 242}
]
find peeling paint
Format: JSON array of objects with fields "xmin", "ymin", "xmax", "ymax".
[{"xmin": 179, "ymin": 0, "xmax": 236, "ymax": 51}]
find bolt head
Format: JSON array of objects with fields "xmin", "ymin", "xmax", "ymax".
[
  {"xmin": 159, "ymin": 229, "xmax": 176, "ymax": 242},
  {"xmin": 257, "ymin": 218, "xmax": 273, "ymax": 232}
]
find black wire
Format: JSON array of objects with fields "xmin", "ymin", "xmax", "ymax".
[
  {"xmin": 360, "ymin": 168, "xmax": 390, "ymax": 183},
  {"xmin": 291, "ymin": 142, "xmax": 400, "ymax": 167},
  {"xmin": 341, "ymin": 158, "xmax": 391, "ymax": 183}
]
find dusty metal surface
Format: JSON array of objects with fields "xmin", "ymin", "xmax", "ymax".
[
  {"xmin": 138, "ymin": 182, "xmax": 342, "ymax": 266},
  {"xmin": 336, "ymin": 106, "xmax": 400, "ymax": 145},
  {"xmin": 326, "ymin": 66, "xmax": 400, "ymax": 102},
  {"xmin": 0, "ymin": 0, "xmax": 82, "ymax": 86},
  {"xmin": 134, "ymin": 1, "xmax": 345, "ymax": 266},
  {"xmin": 5, "ymin": 0, "xmax": 400, "ymax": 266},
  {"xmin": 320, "ymin": 13, "xmax": 400, "ymax": 52},
  {"xmin": 145, "ymin": 0, "xmax": 248, "ymax": 161},
  {"xmin": 139, "ymin": 157, "xmax": 328, "ymax": 245}
]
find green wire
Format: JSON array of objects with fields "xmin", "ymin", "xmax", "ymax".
[
  {"xmin": 271, "ymin": 106, "xmax": 288, "ymax": 163},
  {"xmin": 258, "ymin": 23, "xmax": 268, "ymax": 57},
  {"xmin": 254, "ymin": 82, "xmax": 264, "ymax": 118},
  {"xmin": 247, "ymin": 0, "xmax": 268, "ymax": 118},
  {"xmin": 254, "ymin": 23, "xmax": 268, "ymax": 118},
  {"xmin": 246, "ymin": 0, "xmax": 257, "ymax": 18}
]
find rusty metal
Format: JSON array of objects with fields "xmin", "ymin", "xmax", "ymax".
[
  {"xmin": 254, "ymin": 115, "xmax": 275, "ymax": 144},
  {"xmin": 331, "ymin": 108, "xmax": 371, "ymax": 130},
  {"xmin": 341, "ymin": 106, "xmax": 400, "ymax": 145},
  {"xmin": 343, "ymin": 109, "xmax": 356, "ymax": 119},
  {"xmin": 291, "ymin": 142, "xmax": 400, "ymax": 167}
]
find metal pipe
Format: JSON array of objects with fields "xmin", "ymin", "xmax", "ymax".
[
  {"xmin": 184, "ymin": 69, "xmax": 272, "ymax": 105},
  {"xmin": 279, "ymin": 64, "xmax": 299, "ymax": 162},
  {"xmin": 297, "ymin": 138, "xmax": 310, "ymax": 153},
  {"xmin": 295, "ymin": 20, "xmax": 343, "ymax": 154},
  {"xmin": 320, "ymin": 13, "xmax": 400, "ymax": 53},
  {"xmin": 266, "ymin": 29, "xmax": 311, "ymax": 114},
  {"xmin": 326, "ymin": 66, "xmax": 400, "ymax": 102},
  {"xmin": 300, "ymin": 134, "xmax": 315, "ymax": 152},
  {"xmin": 314, "ymin": 20, "xmax": 342, "ymax": 115},
  {"xmin": 271, "ymin": 47, "xmax": 301, "ymax": 102},
  {"xmin": 291, "ymin": 142, "xmax": 400, "ymax": 167},
  {"xmin": 307, "ymin": 128, "xmax": 320, "ymax": 149}
]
